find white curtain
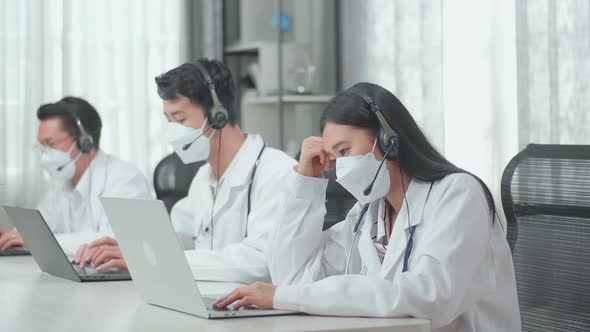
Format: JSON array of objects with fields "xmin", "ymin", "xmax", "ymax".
[
  {"xmin": 442, "ymin": 0, "xmax": 519, "ymax": 205},
  {"xmin": 516, "ymin": 0, "xmax": 590, "ymax": 146},
  {"xmin": 0, "ymin": 0, "xmax": 188, "ymax": 207},
  {"xmin": 340, "ymin": 0, "xmax": 519, "ymax": 209},
  {"xmin": 340, "ymin": 0, "xmax": 444, "ymax": 152}
]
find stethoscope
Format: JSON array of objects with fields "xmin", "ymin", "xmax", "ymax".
[
  {"xmin": 201, "ymin": 143, "xmax": 266, "ymax": 250},
  {"xmin": 344, "ymin": 182, "xmax": 434, "ymax": 275}
]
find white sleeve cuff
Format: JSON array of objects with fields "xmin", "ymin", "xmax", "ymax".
[{"xmin": 273, "ymin": 285, "xmax": 305, "ymax": 311}]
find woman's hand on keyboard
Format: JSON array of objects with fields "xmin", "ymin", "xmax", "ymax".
[{"xmin": 214, "ymin": 282, "xmax": 277, "ymax": 310}]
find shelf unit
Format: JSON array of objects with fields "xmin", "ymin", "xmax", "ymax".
[
  {"xmin": 224, "ymin": 42, "xmax": 261, "ymax": 55},
  {"xmin": 222, "ymin": 0, "xmax": 338, "ymax": 152}
]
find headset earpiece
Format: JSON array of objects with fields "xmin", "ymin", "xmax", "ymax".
[
  {"xmin": 210, "ymin": 109, "xmax": 228, "ymax": 129},
  {"xmin": 73, "ymin": 114, "xmax": 93, "ymax": 153},
  {"xmin": 378, "ymin": 126, "xmax": 399, "ymax": 160},
  {"xmin": 358, "ymin": 92, "xmax": 400, "ymax": 161},
  {"xmin": 193, "ymin": 61, "xmax": 228, "ymax": 130},
  {"xmin": 208, "ymin": 91, "xmax": 228, "ymax": 130}
]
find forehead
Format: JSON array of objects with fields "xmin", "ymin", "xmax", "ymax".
[
  {"xmin": 163, "ymin": 95, "xmax": 192, "ymax": 110},
  {"xmin": 38, "ymin": 117, "xmax": 69, "ymax": 136},
  {"xmin": 322, "ymin": 123, "xmax": 372, "ymax": 145},
  {"xmin": 163, "ymin": 96, "xmax": 205, "ymax": 116}
]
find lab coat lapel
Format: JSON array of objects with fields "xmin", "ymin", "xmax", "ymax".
[
  {"xmin": 210, "ymin": 134, "xmax": 264, "ymax": 220},
  {"xmin": 378, "ymin": 179, "xmax": 431, "ymax": 278},
  {"xmin": 377, "ymin": 219, "xmax": 407, "ymax": 278},
  {"xmin": 357, "ymin": 203, "xmax": 382, "ymax": 275},
  {"xmin": 212, "ymin": 183, "xmax": 231, "ymax": 217},
  {"xmin": 74, "ymin": 151, "xmax": 108, "ymax": 230},
  {"xmin": 197, "ymin": 168, "xmax": 215, "ymax": 233}
]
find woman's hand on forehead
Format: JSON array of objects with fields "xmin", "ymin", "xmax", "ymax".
[{"xmin": 298, "ymin": 136, "xmax": 329, "ymax": 177}]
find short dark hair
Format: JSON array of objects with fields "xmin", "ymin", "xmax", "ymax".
[
  {"xmin": 37, "ymin": 97, "xmax": 102, "ymax": 149},
  {"xmin": 154, "ymin": 58, "xmax": 237, "ymax": 125}
]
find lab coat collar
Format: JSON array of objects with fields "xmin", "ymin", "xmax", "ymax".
[
  {"xmin": 362, "ymin": 178, "xmax": 433, "ymax": 231},
  {"xmin": 356, "ymin": 177, "xmax": 433, "ymax": 274},
  {"xmin": 397, "ymin": 178, "xmax": 433, "ymax": 230},
  {"xmin": 376, "ymin": 178, "xmax": 434, "ymax": 277},
  {"xmin": 62, "ymin": 150, "xmax": 108, "ymax": 198},
  {"xmin": 207, "ymin": 134, "xmax": 265, "ymax": 189},
  {"xmin": 357, "ymin": 200, "xmax": 387, "ymax": 274}
]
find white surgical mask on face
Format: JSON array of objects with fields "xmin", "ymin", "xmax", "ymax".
[
  {"xmin": 166, "ymin": 120, "xmax": 215, "ymax": 164},
  {"xmin": 39, "ymin": 142, "xmax": 81, "ymax": 182},
  {"xmin": 335, "ymin": 140, "xmax": 391, "ymax": 205}
]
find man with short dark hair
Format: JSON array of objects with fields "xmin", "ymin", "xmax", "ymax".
[
  {"xmin": 80, "ymin": 59, "xmax": 297, "ymax": 284},
  {"xmin": 0, "ymin": 97, "xmax": 151, "ymax": 256}
]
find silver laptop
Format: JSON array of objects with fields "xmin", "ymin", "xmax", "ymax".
[
  {"xmin": 3, "ymin": 206, "xmax": 131, "ymax": 282},
  {"xmin": 100, "ymin": 197, "xmax": 298, "ymax": 319},
  {"xmin": 0, "ymin": 206, "xmax": 30, "ymax": 256}
]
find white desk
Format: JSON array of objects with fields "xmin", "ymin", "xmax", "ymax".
[{"xmin": 0, "ymin": 257, "xmax": 431, "ymax": 332}]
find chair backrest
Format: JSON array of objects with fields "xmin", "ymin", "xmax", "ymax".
[
  {"xmin": 153, "ymin": 153, "xmax": 205, "ymax": 212},
  {"xmin": 501, "ymin": 144, "xmax": 590, "ymax": 331}
]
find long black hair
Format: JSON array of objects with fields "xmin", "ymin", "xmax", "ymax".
[{"xmin": 320, "ymin": 82, "xmax": 496, "ymax": 220}]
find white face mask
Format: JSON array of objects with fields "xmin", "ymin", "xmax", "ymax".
[
  {"xmin": 335, "ymin": 140, "xmax": 391, "ymax": 205},
  {"xmin": 39, "ymin": 142, "xmax": 81, "ymax": 182},
  {"xmin": 166, "ymin": 121, "xmax": 215, "ymax": 164}
]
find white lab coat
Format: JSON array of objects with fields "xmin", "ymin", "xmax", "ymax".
[
  {"xmin": 171, "ymin": 134, "xmax": 297, "ymax": 284},
  {"xmin": 38, "ymin": 150, "xmax": 152, "ymax": 256},
  {"xmin": 269, "ymin": 169, "xmax": 521, "ymax": 332}
]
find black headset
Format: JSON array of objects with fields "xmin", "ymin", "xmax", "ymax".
[
  {"xmin": 70, "ymin": 112, "xmax": 94, "ymax": 153},
  {"xmin": 192, "ymin": 61, "xmax": 229, "ymax": 130},
  {"xmin": 356, "ymin": 92, "xmax": 400, "ymax": 161}
]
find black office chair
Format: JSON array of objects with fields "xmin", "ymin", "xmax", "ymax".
[
  {"xmin": 501, "ymin": 144, "xmax": 590, "ymax": 332},
  {"xmin": 153, "ymin": 153, "xmax": 205, "ymax": 213},
  {"xmin": 294, "ymin": 151, "xmax": 356, "ymax": 230}
]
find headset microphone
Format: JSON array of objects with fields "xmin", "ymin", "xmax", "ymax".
[
  {"xmin": 55, "ymin": 157, "xmax": 79, "ymax": 172},
  {"xmin": 363, "ymin": 141, "xmax": 395, "ymax": 197},
  {"xmin": 182, "ymin": 123, "xmax": 214, "ymax": 151}
]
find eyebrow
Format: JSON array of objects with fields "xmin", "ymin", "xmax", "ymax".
[{"xmin": 170, "ymin": 110, "xmax": 185, "ymax": 117}]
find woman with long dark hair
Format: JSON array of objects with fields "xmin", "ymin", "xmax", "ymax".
[{"xmin": 215, "ymin": 83, "xmax": 520, "ymax": 331}]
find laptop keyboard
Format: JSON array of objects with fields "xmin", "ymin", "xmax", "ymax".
[
  {"xmin": 0, "ymin": 247, "xmax": 30, "ymax": 256},
  {"xmin": 72, "ymin": 264, "xmax": 130, "ymax": 280}
]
